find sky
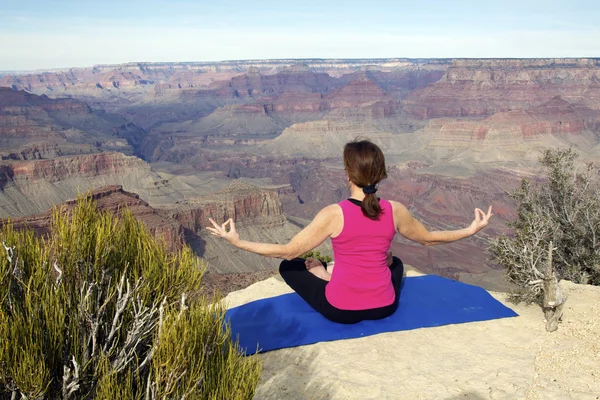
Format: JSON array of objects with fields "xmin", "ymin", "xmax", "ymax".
[{"xmin": 1, "ymin": 0, "xmax": 599, "ymax": 71}]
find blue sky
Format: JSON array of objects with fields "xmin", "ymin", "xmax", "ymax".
[{"xmin": 1, "ymin": 0, "xmax": 599, "ymax": 70}]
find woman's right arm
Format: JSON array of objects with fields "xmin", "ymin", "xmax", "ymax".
[
  {"xmin": 206, "ymin": 204, "xmax": 340, "ymax": 260},
  {"xmin": 390, "ymin": 201, "xmax": 493, "ymax": 246}
]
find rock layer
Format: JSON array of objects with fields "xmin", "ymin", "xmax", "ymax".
[
  {"xmin": 4, "ymin": 185, "xmax": 184, "ymax": 251},
  {"xmin": 3, "ymin": 58, "xmax": 600, "ymax": 284},
  {"xmin": 0, "ymin": 152, "xmax": 182, "ymax": 217},
  {"xmin": 403, "ymin": 58, "xmax": 600, "ymax": 118},
  {"xmin": 2, "ymin": 181, "xmax": 317, "ymax": 274},
  {"xmin": 0, "ymin": 88, "xmax": 146, "ymax": 158}
]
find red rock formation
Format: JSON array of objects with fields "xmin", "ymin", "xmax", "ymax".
[
  {"xmin": 0, "ymin": 88, "xmax": 144, "ymax": 158},
  {"xmin": 422, "ymin": 96, "xmax": 600, "ymax": 147},
  {"xmin": 0, "ymin": 87, "xmax": 90, "ymax": 113},
  {"xmin": 257, "ymin": 76, "xmax": 398, "ymax": 118},
  {"xmin": 3, "ymin": 185, "xmax": 184, "ymax": 251},
  {"xmin": 2, "ymin": 180, "xmax": 289, "ymax": 257},
  {"xmin": 164, "ymin": 180, "xmax": 286, "ymax": 233},
  {"xmin": 228, "ymin": 66, "xmax": 336, "ymax": 98},
  {"xmin": 0, "ymin": 88, "xmax": 87, "ymax": 142},
  {"xmin": 8, "ymin": 152, "xmax": 151, "ymax": 182},
  {"xmin": 403, "ymin": 59, "xmax": 600, "ymax": 118}
]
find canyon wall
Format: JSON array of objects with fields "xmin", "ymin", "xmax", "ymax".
[
  {"xmin": 161, "ymin": 180, "xmax": 314, "ymax": 273},
  {"xmin": 0, "ymin": 88, "xmax": 146, "ymax": 159},
  {"xmin": 0, "ymin": 152, "xmax": 185, "ymax": 217},
  {"xmin": 2, "ymin": 58, "xmax": 600, "ymax": 287},
  {"xmin": 4, "ymin": 185, "xmax": 184, "ymax": 251},
  {"xmin": 403, "ymin": 58, "xmax": 600, "ymax": 118},
  {"xmin": 3, "ymin": 181, "xmax": 314, "ymax": 274}
]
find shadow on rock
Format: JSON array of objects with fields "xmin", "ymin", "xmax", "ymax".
[{"xmin": 183, "ymin": 227, "xmax": 206, "ymax": 257}]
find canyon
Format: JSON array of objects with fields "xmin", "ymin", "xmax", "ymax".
[
  {"xmin": 2, "ymin": 58, "xmax": 600, "ymax": 291},
  {"xmin": 4, "ymin": 181, "xmax": 317, "ymax": 275}
]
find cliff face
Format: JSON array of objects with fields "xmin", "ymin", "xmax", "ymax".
[
  {"xmin": 2, "ymin": 181, "xmax": 303, "ymax": 274},
  {"xmin": 422, "ymin": 98, "xmax": 599, "ymax": 144},
  {"xmin": 4, "ymin": 185, "xmax": 184, "ymax": 251},
  {"xmin": 0, "ymin": 88, "xmax": 146, "ymax": 158},
  {"xmin": 8, "ymin": 59, "xmax": 599, "ymax": 165},
  {"xmin": 403, "ymin": 59, "xmax": 600, "ymax": 118},
  {"xmin": 3, "ymin": 58, "xmax": 600, "ymax": 281},
  {"xmin": 165, "ymin": 180, "xmax": 285, "ymax": 233},
  {"xmin": 0, "ymin": 59, "xmax": 431, "ymax": 94},
  {"xmin": 8, "ymin": 152, "xmax": 152, "ymax": 182},
  {"xmin": 0, "ymin": 152, "xmax": 183, "ymax": 218}
]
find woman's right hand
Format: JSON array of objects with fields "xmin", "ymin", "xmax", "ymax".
[
  {"xmin": 304, "ymin": 257, "xmax": 323, "ymax": 271},
  {"xmin": 469, "ymin": 206, "xmax": 494, "ymax": 235},
  {"xmin": 207, "ymin": 218, "xmax": 241, "ymax": 245}
]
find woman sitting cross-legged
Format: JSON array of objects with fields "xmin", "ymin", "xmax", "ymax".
[{"xmin": 207, "ymin": 139, "xmax": 493, "ymax": 324}]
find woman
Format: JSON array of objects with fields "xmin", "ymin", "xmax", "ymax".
[{"xmin": 207, "ymin": 139, "xmax": 493, "ymax": 324}]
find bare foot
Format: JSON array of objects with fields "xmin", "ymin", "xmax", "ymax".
[{"xmin": 305, "ymin": 258, "xmax": 331, "ymax": 281}]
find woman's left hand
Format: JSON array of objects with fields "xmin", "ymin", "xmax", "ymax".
[
  {"xmin": 469, "ymin": 206, "xmax": 494, "ymax": 235},
  {"xmin": 206, "ymin": 218, "xmax": 240, "ymax": 245}
]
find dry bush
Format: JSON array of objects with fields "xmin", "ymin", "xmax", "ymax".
[
  {"xmin": 301, "ymin": 250, "xmax": 333, "ymax": 264},
  {"xmin": 0, "ymin": 196, "xmax": 261, "ymax": 399},
  {"xmin": 490, "ymin": 148, "xmax": 600, "ymax": 305}
]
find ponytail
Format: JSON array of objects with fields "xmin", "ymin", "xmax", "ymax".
[
  {"xmin": 361, "ymin": 188, "xmax": 381, "ymax": 220},
  {"xmin": 343, "ymin": 139, "xmax": 387, "ymax": 221}
]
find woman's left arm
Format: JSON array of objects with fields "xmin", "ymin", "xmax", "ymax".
[{"xmin": 206, "ymin": 204, "xmax": 337, "ymax": 260}]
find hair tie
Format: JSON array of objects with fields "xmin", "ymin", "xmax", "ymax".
[{"xmin": 362, "ymin": 184, "xmax": 377, "ymax": 195}]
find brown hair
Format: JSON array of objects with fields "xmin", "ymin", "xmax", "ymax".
[{"xmin": 343, "ymin": 139, "xmax": 387, "ymax": 220}]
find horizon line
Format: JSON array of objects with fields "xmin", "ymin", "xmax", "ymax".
[{"xmin": 2, "ymin": 56, "xmax": 600, "ymax": 75}]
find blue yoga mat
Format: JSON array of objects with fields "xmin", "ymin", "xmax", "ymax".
[{"xmin": 226, "ymin": 275, "xmax": 518, "ymax": 354}]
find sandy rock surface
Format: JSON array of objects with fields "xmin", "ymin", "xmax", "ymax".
[{"xmin": 224, "ymin": 271, "xmax": 600, "ymax": 400}]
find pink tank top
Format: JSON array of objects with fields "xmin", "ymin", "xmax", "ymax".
[{"xmin": 325, "ymin": 198, "xmax": 396, "ymax": 310}]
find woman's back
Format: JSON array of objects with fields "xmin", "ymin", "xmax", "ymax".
[{"xmin": 326, "ymin": 198, "xmax": 396, "ymax": 310}]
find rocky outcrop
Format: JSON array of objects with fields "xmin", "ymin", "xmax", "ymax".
[
  {"xmin": 0, "ymin": 87, "xmax": 90, "ymax": 113},
  {"xmin": 2, "ymin": 181, "xmax": 310, "ymax": 274},
  {"xmin": 8, "ymin": 152, "xmax": 152, "ymax": 182},
  {"xmin": 0, "ymin": 88, "xmax": 83, "ymax": 141},
  {"xmin": 158, "ymin": 179, "xmax": 329, "ymax": 274},
  {"xmin": 261, "ymin": 76, "xmax": 399, "ymax": 118},
  {"xmin": 324, "ymin": 76, "xmax": 392, "ymax": 106},
  {"xmin": 227, "ymin": 275, "xmax": 600, "ymax": 399},
  {"xmin": 414, "ymin": 97, "xmax": 600, "ymax": 161},
  {"xmin": 165, "ymin": 180, "xmax": 286, "ymax": 233},
  {"xmin": 3, "ymin": 181, "xmax": 287, "ymax": 254},
  {"xmin": 0, "ymin": 152, "xmax": 185, "ymax": 218},
  {"xmin": 4, "ymin": 185, "xmax": 184, "ymax": 251}
]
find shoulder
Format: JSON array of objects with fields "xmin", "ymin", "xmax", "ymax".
[
  {"xmin": 388, "ymin": 200, "xmax": 407, "ymax": 212},
  {"xmin": 309, "ymin": 204, "xmax": 343, "ymax": 235},
  {"xmin": 317, "ymin": 203, "xmax": 343, "ymax": 219},
  {"xmin": 309, "ymin": 203, "xmax": 343, "ymax": 221},
  {"xmin": 388, "ymin": 200, "xmax": 411, "ymax": 219}
]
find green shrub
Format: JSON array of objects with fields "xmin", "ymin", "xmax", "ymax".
[
  {"xmin": 489, "ymin": 148, "xmax": 600, "ymax": 304},
  {"xmin": 301, "ymin": 250, "xmax": 333, "ymax": 264},
  {"xmin": 0, "ymin": 196, "xmax": 261, "ymax": 399}
]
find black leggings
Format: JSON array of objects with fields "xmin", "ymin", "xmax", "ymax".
[{"xmin": 279, "ymin": 256, "xmax": 404, "ymax": 324}]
